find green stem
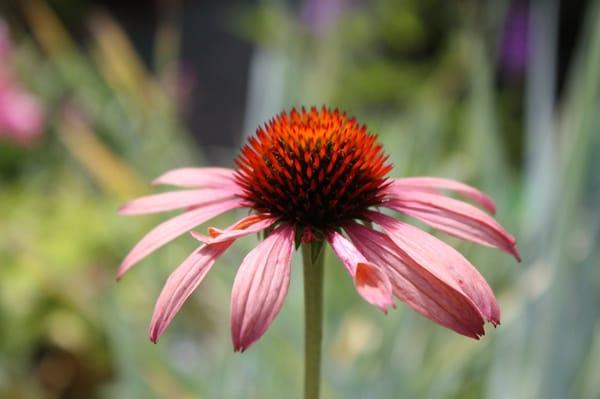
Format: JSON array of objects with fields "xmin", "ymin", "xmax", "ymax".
[{"xmin": 301, "ymin": 241, "xmax": 325, "ymax": 399}]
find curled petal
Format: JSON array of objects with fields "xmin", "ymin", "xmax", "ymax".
[
  {"xmin": 365, "ymin": 211, "xmax": 500, "ymax": 336},
  {"xmin": 326, "ymin": 230, "xmax": 393, "ymax": 312},
  {"xmin": 230, "ymin": 224, "xmax": 295, "ymax": 352},
  {"xmin": 149, "ymin": 241, "xmax": 232, "ymax": 343},
  {"xmin": 189, "ymin": 231, "xmax": 211, "ymax": 242},
  {"xmin": 191, "ymin": 214, "xmax": 277, "ymax": 244},
  {"xmin": 118, "ymin": 198, "xmax": 244, "ymax": 279},
  {"xmin": 152, "ymin": 167, "xmax": 239, "ymax": 190},
  {"xmin": 119, "ymin": 189, "xmax": 236, "ymax": 215},
  {"xmin": 385, "ymin": 191, "xmax": 520, "ymax": 261},
  {"xmin": 389, "ymin": 177, "xmax": 497, "ymax": 214}
]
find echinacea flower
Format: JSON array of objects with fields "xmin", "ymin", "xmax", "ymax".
[{"xmin": 119, "ymin": 107, "xmax": 519, "ymax": 352}]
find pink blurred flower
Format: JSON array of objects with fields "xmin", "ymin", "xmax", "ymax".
[
  {"xmin": 0, "ymin": 19, "xmax": 45, "ymax": 146},
  {"xmin": 119, "ymin": 107, "xmax": 520, "ymax": 351},
  {"xmin": 0, "ymin": 87, "xmax": 45, "ymax": 145}
]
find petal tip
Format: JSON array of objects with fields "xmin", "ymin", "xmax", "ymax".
[
  {"xmin": 149, "ymin": 316, "xmax": 168, "ymax": 344},
  {"xmin": 116, "ymin": 258, "xmax": 133, "ymax": 280},
  {"xmin": 469, "ymin": 325, "xmax": 486, "ymax": 340},
  {"xmin": 380, "ymin": 301, "xmax": 397, "ymax": 314},
  {"xmin": 512, "ymin": 246, "xmax": 522, "ymax": 262},
  {"xmin": 232, "ymin": 337, "xmax": 250, "ymax": 353},
  {"xmin": 115, "ymin": 266, "xmax": 127, "ymax": 281},
  {"xmin": 374, "ymin": 297, "xmax": 395, "ymax": 314},
  {"xmin": 149, "ymin": 329, "xmax": 160, "ymax": 344},
  {"xmin": 354, "ymin": 263, "xmax": 394, "ymax": 312},
  {"xmin": 117, "ymin": 202, "xmax": 138, "ymax": 215},
  {"xmin": 150, "ymin": 177, "xmax": 164, "ymax": 186},
  {"xmin": 190, "ymin": 230, "xmax": 210, "ymax": 243}
]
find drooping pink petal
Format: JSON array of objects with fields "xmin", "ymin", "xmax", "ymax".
[
  {"xmin": 118, "ymin": 198, "xmax": 244, "ymax": 279},
  {"xmin": 149, "ymin": 213, "xmax": 280, "ymax": 343},
  {"xmin": 149, "ymin": 240, "xmax": 232, "ymax": 343},
  {"xmin": 345, "ymin": 222, "xmax": 491, "ymax": 338},
  {"xmin": 230, "ymin": 224, "xmax": 295, "ymax": 352},
  {"xmin": 385, "ymin": 191, "xmax": 520, "ymax": 261},
  {"xmin": 191, "ymin": 213, "xmax": 277, "ymax": 244},
  {"xmin": 326, "ymin": 230, "xmax": 393, "ymax": 312},
  {"xmin": 365, "ymin": 211, "xmax": 500, "ymax": 334},
  {"xmin": 152, "ymin": 167, "xmax": 239, "ymax": 190},
  {"xmin": 119, "ymin": 188, "xmax": 237, "ymax": 215},
  {"xmin": 389, "ymin": 177, "xmax": 497, "ymax": 214}
]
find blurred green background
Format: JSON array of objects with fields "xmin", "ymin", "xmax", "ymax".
[{"xmin": 1, "ymin": 0, "xmax": 599, "ymax": 398}]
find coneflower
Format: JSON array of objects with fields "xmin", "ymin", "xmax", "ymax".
[{"xmin": 119, "ymin": 106, "xmax": 519, "ymax": 399}]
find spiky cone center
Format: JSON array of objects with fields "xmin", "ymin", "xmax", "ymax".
[{"xmin": 235, "ymin": 107, "xmax": 393, "ymax": 231}]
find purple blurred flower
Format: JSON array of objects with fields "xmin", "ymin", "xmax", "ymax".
[
  {"xmin": 172, "ymin": 61, "xmax": 197, "ymax": 117},
  {"xmin": 301, "ymin": 0, "xmax": 344, "ymax": 34},
  {"xmin": 0, "ymin": 19, "xmax": 45, "ymax": 146},
  {"xmin": 499, "ymin": 0, "xmax": 530, "ymax": 77}
]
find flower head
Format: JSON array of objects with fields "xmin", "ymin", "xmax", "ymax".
[
  {"xmin": 119, "ymin": 106, "xmax": 520, "ymax": 351},
  {"xmin": 235, "ymin": 108, "xmax": 391, "ymax": 229}
]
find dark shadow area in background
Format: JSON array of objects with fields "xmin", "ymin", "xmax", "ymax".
[
  {"xmin": 180, "ymin": 0, "xmax": 253, "ymax": 158},
  {"xmin": 47, "ymin": 0, "xmax": 254, "ymax": 163},
  {"xmin": 557, "ymin": 0, "xmax": 588, "ymax": 97}
]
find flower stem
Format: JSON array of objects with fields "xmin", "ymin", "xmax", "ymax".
[{"xmin": 301, "ymin": 240, "xmax": 325, "ymax": 399}]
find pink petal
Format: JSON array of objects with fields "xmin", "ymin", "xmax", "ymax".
[
  {"xmin": 230, "ymin": 224, "xmax": 295, "ymax": 352},
  {"xmin": 149, "ymin": 214, "xmax": 280, "ymax": 342},
  {"xmin": 119, "ymin": 189, "xmax": 237, "ymax": 215},
  {"xmin": 149, "ymin": 241, "xmax": 232, "ymax": 343},
  {"xmin": 385, "ymin": 191, "xmax": 520, "ymax": 261},
  {"xmin": 326, "ymin": 230, "xmax": 393, "ymax": 312},
  {"xmin": 189, "ymin": 231, "xmax": 211, "ymax": 242},
  {"xmin": 152, "ymin": 167, "xmax": 239, "ymax": 190},
  {"xmin": 118, "ymin": 198, "xmax": 244, "ymax": 279},
  {"xmin": 366, "ymin": 211, "xmax": 500, "ymax": 334},
  {"xmin": 389, "ymin": 177, "xmax": 497, "ymax": 214},
  {"xmin": 191, "ymin": 214, "xmax": 277, "ymax": 244},
  {"xmin": 344, "ymin": 222, "xmax": 491, "ymax": 338}
]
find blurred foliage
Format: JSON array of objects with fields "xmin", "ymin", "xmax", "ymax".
[{"xmin": 1, "ymin": 0, "xmax": 599, "ymax": 398}]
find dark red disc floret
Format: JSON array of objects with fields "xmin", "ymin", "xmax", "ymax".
[{"xmin": 235, "ymin": 107, "xmax": 392, "ymax": 230}]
